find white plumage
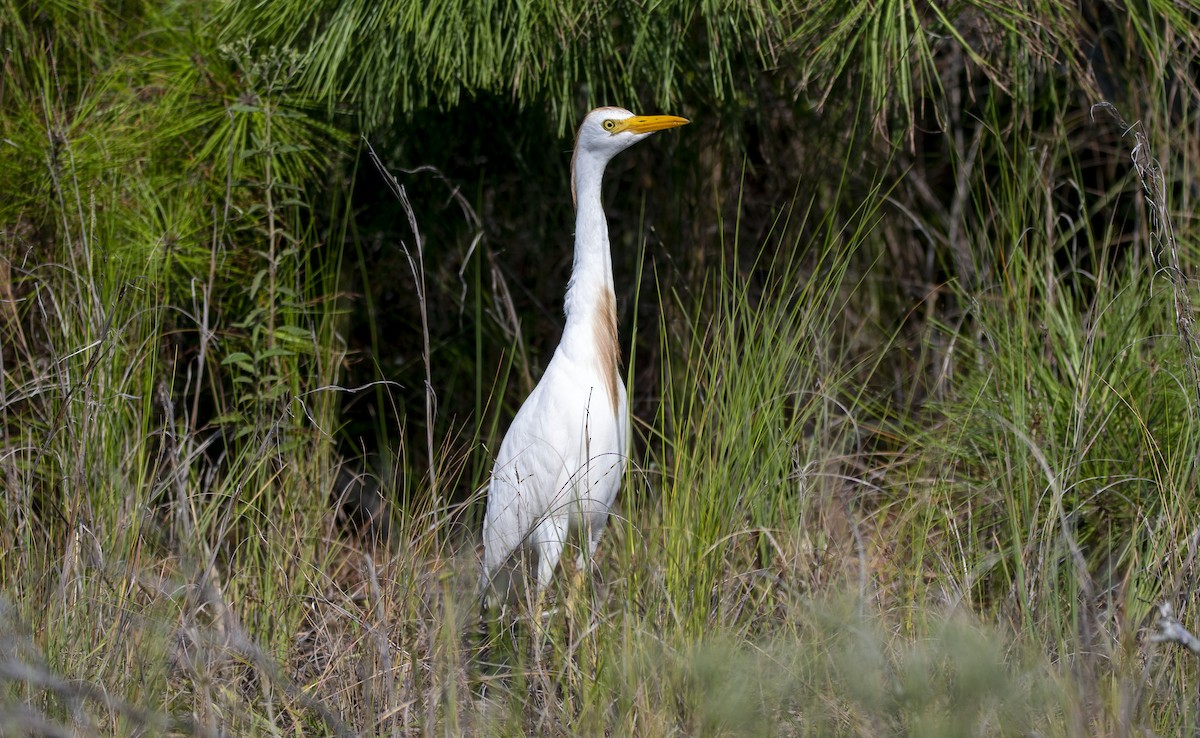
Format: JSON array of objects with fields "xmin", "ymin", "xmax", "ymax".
[{"xmin": 481, "ymin": 106, "xmax": 688, "ymax": 600}]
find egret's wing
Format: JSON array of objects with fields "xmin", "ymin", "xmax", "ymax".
[{"xmin": 485, "ymin": 376, "xmax": 581, "ymax": 546}]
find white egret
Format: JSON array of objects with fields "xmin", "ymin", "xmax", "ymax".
[{"xmin": 481, "ymin": 106, "xmax": 688, "ymax": 602}]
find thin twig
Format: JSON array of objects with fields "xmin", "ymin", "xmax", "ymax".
[
  {"xmin": 189, "ymin": 204, "xmax": 221, "ymax": 435},
  {"xmin": 363, "ymin": 137, "xmax": 440, "ymax": 512},
  {"xmin": 1093, "ymin": 103, "xmax": 1200, "ymax": 415},
  {"xmin": 1150, "ymin": 603, "xmax": 1200, "ymax": 655}
]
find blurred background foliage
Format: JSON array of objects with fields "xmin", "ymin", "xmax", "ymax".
[{"xmin": 208, "ymin": 0, "xmax": 1199, "ymax": 505}]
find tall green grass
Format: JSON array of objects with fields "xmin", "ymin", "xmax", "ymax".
[{"xmin": 5, "ymin": 1, "xmax": 1200, "ymax": 736}]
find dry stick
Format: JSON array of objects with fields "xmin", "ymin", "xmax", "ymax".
[
  {"xmin": 192, "ymin": 106, "xmax": 239, "ymax": 436},
  {"xmin": 1093, "ymin": 104, "xmax": 1200, "ymax": 417},
  {"xmin": 391, "ymin": 163, "xmax": 483, "ymax": 303},
  {"xmin": 363, "ymin": 138, "xmax": 440, "ymax": 513},
  {"xmin": 1093, "ymin": 103, "xmax": 1200, "ymax": 638},
  {"xmin": 1150, "ymin": 603, "xmax": 1200, "ymax": 656},
  {"xmin": 189, "ymin": 205, "xmax": 221, "ymax": 435},
  {"xmin": 0, "ymin": 705, "xmax": 74, "ymax": 738},
  {"xmin": 392, "ymin": 163, "xmax": 533, "ymax": 391}
]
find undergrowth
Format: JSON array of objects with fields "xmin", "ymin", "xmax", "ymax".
[{"xmin": 3, "ymin": 1, "xmax": 1200, "ymax": 736}]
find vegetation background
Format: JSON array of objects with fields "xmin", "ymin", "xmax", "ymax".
[{"xmin": 3, "ymin": 0, "xmax": 1200, "ymax": 734}]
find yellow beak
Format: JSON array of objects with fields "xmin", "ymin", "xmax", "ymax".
[{"xmin": 616, "ymin": 114, "xmax": 690, "ymax": 134}]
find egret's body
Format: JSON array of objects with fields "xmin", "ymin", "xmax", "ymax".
[{"xmin": 482, "ymin": 107, "xmax": 688, "ymax": 600}]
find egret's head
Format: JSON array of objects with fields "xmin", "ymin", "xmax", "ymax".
[
  {"xmin": 576, "ymin": 106, "xmax": 689, "ymax": 159},
  {"xmin": 572, "ymin": 106, "xmax": 689, "ymax": 205}
]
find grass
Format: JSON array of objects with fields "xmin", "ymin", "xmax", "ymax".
[{"xmin": 5, "ymin": 0, "xmax": 1200, "ymax": 735}]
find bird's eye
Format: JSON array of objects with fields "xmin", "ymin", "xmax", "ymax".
[{"xmin": 602, "ymin": 119, "xmax": 617, "ymax": 131}]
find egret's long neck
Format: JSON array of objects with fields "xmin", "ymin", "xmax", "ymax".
[{"xmin": 563, "ymin": 150, "xmax": 620, "ymax": 412}]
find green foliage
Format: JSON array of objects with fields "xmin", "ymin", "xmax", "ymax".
[
  {"xmin": 3, "ymin": 0, "xmax": 1200, "ymax": 735},
  {"xmin": 218, "ymin": 0, "xmax": 787, "ymax": 132},
  {"xmin": 1, "ymin": 0, "xmax": 350, "ymax": 731},
  {"xmin": 653, "ymin": 181, "xmax": 881, "ymax": 635}
]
